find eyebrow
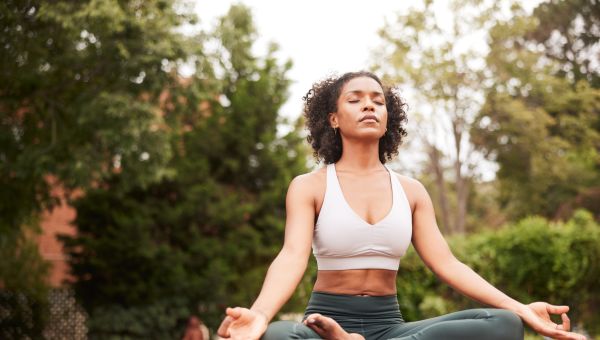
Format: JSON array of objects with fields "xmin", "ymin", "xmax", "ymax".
[{"xmin": 343, "ymin": 90, "xmax": 384, "ymax": 96}]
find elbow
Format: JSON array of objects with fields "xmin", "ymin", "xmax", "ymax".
[{"xmin": 430, "ymin": 255, "xmax": 463, "ymax": 277}]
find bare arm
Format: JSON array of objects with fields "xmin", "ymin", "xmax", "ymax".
[
  {"xmin": 409, "ymin": 179, "xmax": 523, "ymax": 311},
  {"xmin": 408, "ymin": 177, "xmax": 586, "ymax": 340},
  {"xmin": 217, "ymin": 174, "xmax": 316, "ymax": 339},
  {"xmin": 250, "ymin": 174, "xmax": 316, "ymax": 320}
]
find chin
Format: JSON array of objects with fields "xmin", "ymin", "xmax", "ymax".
[{"xmin": 353, "ymin": 131, "xmax": 384, "ymax": 140}]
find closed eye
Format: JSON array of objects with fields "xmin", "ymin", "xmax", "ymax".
[{"xmin": 373, "ymin": 96, "xmax": 385, "ymax": 105}]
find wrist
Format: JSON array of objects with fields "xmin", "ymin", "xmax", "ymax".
[
  {"xmin": 250, "ymin": 308, "xmax": 271, "ymax": 324},
  {"xmin": 498, "ymin": 298, "xmax": 527, "ymax": 316}
]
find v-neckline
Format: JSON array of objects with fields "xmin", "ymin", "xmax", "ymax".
[{"xmin": 331, "ymin": 163, "xmax": 395, "ymax": 227}]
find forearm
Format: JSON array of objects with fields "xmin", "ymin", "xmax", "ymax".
[
  {"xmin": 250, "ymin": 249, "xmax": 308, "ymax": 322},
  {"xmin": 436, "ymin": 259, "xmax": 526, "ymax": 313}
]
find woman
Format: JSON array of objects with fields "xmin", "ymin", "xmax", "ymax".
[{"xmin": 217, "ymin": 71, "xmax": 586, "ymax": 340}]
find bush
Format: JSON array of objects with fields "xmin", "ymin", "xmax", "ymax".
[
  {"xmin": 395, "ymin": 210, "xmax": 600, "ymax": 336},
  {"xmin": 86, "ymin": 298, "xmax": 191, "ymax": 340},
  {"xmin": 0, "ymin": 230, "xmax": 49, "ymax": 339}
]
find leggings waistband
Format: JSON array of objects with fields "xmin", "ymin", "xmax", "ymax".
[{"xmin": 304, "ymin": 291, "xmax": 403, "ymax": 323}]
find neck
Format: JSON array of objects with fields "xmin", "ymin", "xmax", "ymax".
[{"xmin": 336, "ymin": 138, "xmax": 383, "ymax": 172}]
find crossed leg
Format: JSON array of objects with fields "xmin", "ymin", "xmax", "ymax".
[
  {"xmin": 261, "ymin": 309, "xmax": 523, "ymax": 340},
  {"xmin": 261, "ymin": 313, "xmax": 365, "ymax": 340},
  {"xmin": 383, "ymin": 309, "xmax": 523, "ymax": 340}
]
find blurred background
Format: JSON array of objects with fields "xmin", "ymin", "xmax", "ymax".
[{"xmin": 1, "ymin": 0, "xmax": 598, "ymax": 339}]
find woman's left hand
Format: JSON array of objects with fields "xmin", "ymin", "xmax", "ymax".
[{"xmin": 517, "ymin": 302, "xmax": 586, "ymax": 340}]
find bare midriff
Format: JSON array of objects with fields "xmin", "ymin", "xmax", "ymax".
[{"xmin": 313, "ymin": 269, "xmax": 398, "ymax": 296}]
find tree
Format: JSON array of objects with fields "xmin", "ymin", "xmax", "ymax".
[
  {"xmin": 1, "ymin": 0, "xmax": 201, "ymax": 336},
  {"xmin": 471, "ymin": 2, "xmax": 600, "ymax": 220},
  {"xmin": 62, "ymin": 4, "xmax": 310, "ymax": 337},
  {"xmin": 374, "ymin": 0, "xmax": 494, "ymax": 233},
  {"xmin": 528, "ymin": 0, "xmax": 600, "ymax": 88}
]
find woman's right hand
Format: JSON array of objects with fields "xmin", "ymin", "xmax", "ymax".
[{"xmin": 217, "ymin": 307, "xmax": 269, "ymax": 340}]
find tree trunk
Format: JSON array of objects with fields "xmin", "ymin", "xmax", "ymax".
[
  {"xmin": 452, "ymin": 116, "xmax": 469, "ymax": 234},
  {"xmin": 428, "ymin": 144, "xmax": 451, "ymax": 233}
]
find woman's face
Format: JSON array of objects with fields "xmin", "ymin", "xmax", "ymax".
[{"xmin": 330, "ymin": 76, "xmax": 388, "ymax": 141}]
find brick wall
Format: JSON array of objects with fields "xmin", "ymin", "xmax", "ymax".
[{"xmin": 37, "ymin": 178, "xmax": 80, "ymax": 287}]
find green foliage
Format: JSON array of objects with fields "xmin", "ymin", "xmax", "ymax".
[
  {"xmin": 395, "ymin": 247, "xmax": 453, "ymax": 321},
  {"xmin": 86, "ymin": 298, "xmax": 191, "ymax": 340},
  {"xmin": 1, "ymin": 0, "xmax": 194, "ymax": 210},
  {"xmin": 0, "ymin": 202, "xmax": 49, "ymax": 339},
  {"xmin": 374, "ymin": 0, "xmax": 506, "ymax": 234},
  {"xmin": 0, "ymin": 229, "xmax": 49, "ymax": 339},
  {"xmin": 464, "ymin": 211, "xmax": 600, "ymax": 305},
  {"xmin": 396, "ymin": 210, "xmax": 600, "ymax": 336},
  {"xmin": 471, "ymin": 5, "xmax": 600, "ymax": 219},
  {"xmin": 378, "ymin": 0, "xmax": 599, "ymax": 225},
  {"xmin": 0, "ymin": 224, "xmax": 49, "ymax": 300},
  {"xmin": 1, "ymin": 0, "xmax": 205, "ymax": 335},
  {"xmin": 60, "ymin": 4, "xmax": 310, "ymax": 337},
  {"xmin": 0, "ymin": 0, "xmax": 195, "ymax": 207},
  {"xmin": 528, "ymin": 0, "xmax": 600, "ymax": 88}
]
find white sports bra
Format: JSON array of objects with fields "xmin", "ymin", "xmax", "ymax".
[{"xmin": 312, "ymin": 163, "xmax": 413, "ymax": 270}]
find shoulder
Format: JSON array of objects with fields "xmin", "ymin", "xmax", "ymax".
[
  {"xmin": 286, "ymin": 166, "xmax": 327, "ymax": 200},
  {"xmin": 388, "ymin": 170, "xmax": 429, "ymax": 211},
  {"xmin": 289, "ymin": 166, "xmax": 326, "ymax": 189}
]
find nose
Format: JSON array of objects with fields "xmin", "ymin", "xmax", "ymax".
[{"xmin": 362, "ymin": 98, "xmax": 375, "ymax": 112}]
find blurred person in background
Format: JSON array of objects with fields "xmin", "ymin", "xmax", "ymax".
[{"xmin": 183, "ymin": 315, "xmax": 209, "ymax": 340}]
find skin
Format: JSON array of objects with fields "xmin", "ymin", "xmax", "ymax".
[{"xmin": 217, "ymin": 77, "xmax": 586, "ymax": 340}]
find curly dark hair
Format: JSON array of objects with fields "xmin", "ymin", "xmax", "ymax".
[{"xmin": 302, "ymin": 71, "xmax": 408, "ymax": 164}]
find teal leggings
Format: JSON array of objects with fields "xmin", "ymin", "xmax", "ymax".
[{"xmin": 262, "ymin": 292, "xmax": 524, "ymax": 340}]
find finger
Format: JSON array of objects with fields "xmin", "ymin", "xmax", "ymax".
[
  {"xmin": 303, "ymin": 315, "xmax": 316, "ymax": 327},
  {"xmin": 304, "ymin": 316, "xmax": 325, "ymax": 332},
  {"xmin": 217, "ymin": 315, "xmax": 233, "ymax": 337},
  {"xmin": 311, "ymin": 316, "xmax": 329, "ymax": 329},
  {"xmin": 304, "ymin": 314, "xmax": 329, "ymax": 333},
  {"xmin": 566, "ymin": 331, "xmax": 587, "ymax": 340},
  {"xmin": 560, "ymin": 313, "xmax": 571, "ymax": 332},
  {"xmin": 316, "ymin": 315, "xmax": 333, "ymax": 326},
  {"xmin": 547, "ymin": 329, "xmax": 586, "ymax": 340},
  {"xmin": 547, "ymin": 304, "xmax": 570, "ymax": 315},
  {"xmin": 304, "ymin": 313, "xmax": 323, "ymax": 324},
  {"xmin": 226, "ymin": 307, "xmax": 245, "ymax": 319},
  {"xmin": 561, "ymin": 331, "xmax": 586, "ymax": 340},
  {"xmin": 306, "ymin": 321, "xmax": 325, "ymax": 332},
  {"xmin": 306, "ymin": 319, "xmax": 328, "ymax": 338}
]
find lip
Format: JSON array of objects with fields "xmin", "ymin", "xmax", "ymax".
[{"xmin": 359, "ymin": 115, "xmax": 379, "ymax": 122}]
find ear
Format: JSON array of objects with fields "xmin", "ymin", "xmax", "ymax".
[{"xmin": 328, "ymin": 112, "xmax": 338, "ymax": 128}]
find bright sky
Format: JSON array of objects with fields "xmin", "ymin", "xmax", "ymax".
[
  {"xmin": 194, "ymin": 0, "xmax": 407, "ymax": 121},
  {"xmin": 192, "ymin": 0, "xmax": 544, "ymax": 176}
]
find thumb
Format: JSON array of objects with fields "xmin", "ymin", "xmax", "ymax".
[{"xmin": 547, "ymin": 304, "xmax": 569, "ymax": 314}]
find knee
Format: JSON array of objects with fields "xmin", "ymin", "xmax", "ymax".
[
  {"xmin": 262, "ymin": 321, "xmax": 293, "ymax": 340},
  {"xmin": 489, "ymin": 309, "xmax": 524, "ymax": 340}
]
